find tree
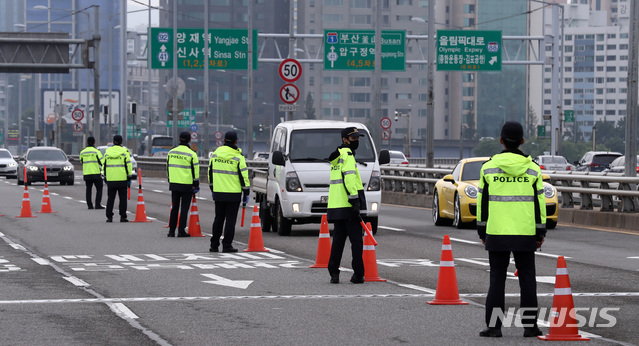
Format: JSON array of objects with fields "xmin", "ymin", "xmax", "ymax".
[
  {"xmin": 472, "ymin": 138, "xmax": 503, "ymax": 157},
  {"xmin": 525, "ymin": 105, "xmax": 538, "ymax": 138},
  {"xmin": 463, "ymin": 111, "xmax": 476, "ymax": 140},
  {"xmin": 304, "ymin": 92, "xmax": 316, "ymax": 120}
]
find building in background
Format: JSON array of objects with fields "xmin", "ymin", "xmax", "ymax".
[
  {"xmin": 541, "ymin": 0, "xmax": 631, "ymax": 141},
  {"xmin": 0, "ymin": 0, "xmax": 122, "ymax": 154}
]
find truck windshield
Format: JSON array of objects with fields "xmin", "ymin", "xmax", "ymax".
[{"xmin": 289, "ymin": 128, "xmax": 375, "ymax": 162}]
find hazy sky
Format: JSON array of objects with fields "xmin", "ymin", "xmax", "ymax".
[{"xmin": 127, "ymin": 0, "xmax": 161, "ymax": 30}]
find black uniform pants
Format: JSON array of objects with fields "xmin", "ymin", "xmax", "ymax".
[
  {"xmin": 211, "ymin": 201, "xmax": 240, "ymax": 249},
  {"xmin": 169, "ymin": 190, "xmax": 192, "ymax": 232},
  {"xmin": 328, "ymin": 218, "xmax": 364, "ymax": 277},
  {"xmin": 485, "ymin": 250, "xmax": 538, "ymax": 328},
  {"xmin": 85, "ymin": 179, "xmax": 103, "ymax": 208},
  {"xmin": 106, "ymin": 186, "xmax": 127, "ymax": 219}
]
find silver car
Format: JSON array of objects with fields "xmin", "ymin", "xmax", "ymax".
[
  {"xmin": 0, "ymin": 149, "xmax": 18, "ymax": 178},
  {"xmin": 534, "ymin": 155, "xmax": 573, "ymax": 171}
]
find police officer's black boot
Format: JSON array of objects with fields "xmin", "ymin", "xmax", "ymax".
[
  {"xmin": 177, "ymin": 229, "xmax": 190, "ymax": 238},
  {"xmin": 167, "ymin": 229, "xmax": 175, "ymax": 237},
  {"xmin": 479, "ymin": 327, "xmax": 502, "ymax": 337}
]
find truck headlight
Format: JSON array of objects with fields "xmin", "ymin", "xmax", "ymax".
[
  {"xmin": 285, "ymin": 172, "xmax": 302, "ymax": 192},
  {"xmin": 543, "ymin": 184, "xmax": 556, "ymax": 198},
  {"xmin": 367, "ymin": 170, "xmax": 381, "ymax": 191}
]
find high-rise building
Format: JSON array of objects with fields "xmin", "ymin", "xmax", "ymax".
[
  {"xmin": 159, "ymin": 0, "xmax": 289, "ymax": 152},
  {"xmin": 541, "ymin": 1, "xmax": 631, "ymax": 141}
]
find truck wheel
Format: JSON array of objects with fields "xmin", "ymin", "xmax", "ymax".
[
  {"xmin": 259, "ymin": 199, "xmax": 272, "ymax": 232},
  {"xmin": 275, "ymin": 201, "xmax": 292, "ymax": 236}
]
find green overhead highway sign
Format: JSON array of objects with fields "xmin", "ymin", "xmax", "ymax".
[
  {"xmin": 538, "ymin": 125, "xmax": 546, "ymax": 138},
  {"xmin": 564, "ymin": 110, "xmax": 574, "ymax": 123},
  {"xmin": 436, "ymin": 30, "xmax": 502, "ymax": 71},
  {"xmin": 324, "ymin": 29, "xmax": 405, "ymax": 71},
  {"xmin": 150, "ymin": 28, "xmax": 257, "ymax": 70}
]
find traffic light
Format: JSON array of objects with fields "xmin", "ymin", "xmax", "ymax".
[
  {"xmin": 104, "ymin": 105, "xmax": 109, "ymax": 115},
  {"xmin": 131, "ymin": 102, "xmax": 137, "ymax": 114}
]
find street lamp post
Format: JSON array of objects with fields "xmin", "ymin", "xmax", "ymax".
[{"xmin": 394, "ymin": 110, "xmax": 411, "ymax": 157}]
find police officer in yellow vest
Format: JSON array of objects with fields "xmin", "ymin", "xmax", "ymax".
[
  {"xmin": 166, "ymin": 131, "xmax": 200, "ymax": 237},
  {"xmin": 327, "ymin": 127, "xmax": 367, "ymax": 284},
  {"xmin": 79, "ymin": 136, "xmax": 104, "ymax": 209},
  {"xmin": 103, "ymin": 134, "xmax": 132, "ymax": 223},
  {"xmin": 208, "ymin": 131, "xmax": 250, "ymax": 253},
  {"xmin": 477, "ymin": 121, "xmax": 546, "ymax": 338}
]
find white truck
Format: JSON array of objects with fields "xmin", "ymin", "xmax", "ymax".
[{"xmin": 252, "ymin": 120, "xmax": 390, "ymax": 236}]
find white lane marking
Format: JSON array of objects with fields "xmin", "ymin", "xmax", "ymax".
[
  {"xmin": 449, "ymin": 237, "xmax": 481, "ymax": 245},
  {"xmin": 397, "ymin": 284, "xmax": 437, "ymax": 294},
  {"xmin": 200, "ymin": 273, "xmax": 253, "ymax": 289},
  {"xmin": 63, "ymin": 276, "xmax": 90, "ymax": 287},
  {"xmin": 456, "ymin": 258, "xmax": 489, "ymax": 266},
  {"xmin": 534, "ymin": 251, "xmax": 571, "ymax": 259},
  {"xmin": 378, "ymin": 226, "xmax": 404, "ymax": 232},
  {"xmin": 107, "ymin": 302, "xmax": 139, "ymax": 319},
  {"xmin": 32, "ymin": 257, "xmax": 50, "ymax": 265},
  {"xmin": 1, "ymin": 291, "xmax": 639, "ymax": 306},
  {"xmin": 151, "ymin": 190, "xmax": 164, "ymax": 193}
]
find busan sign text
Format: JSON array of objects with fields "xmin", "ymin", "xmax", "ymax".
[
  {"xmin": 436, "ymin": 30, "xmax": 502, "ymax": 71},
  {"xmin": 324, "ymin": 29, "xmax": 405, "ymax": 71},
  {"xmin": 150, "ymin": 28, "xmax": 257, "ymax": 70}
]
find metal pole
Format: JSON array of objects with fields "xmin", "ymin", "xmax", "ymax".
[
  {"xmin": 18, "ymin": 79, "xmax": 22, "ymax": 156},
  {"xmin": 146, "ymin": 0, "xmax": 153, "ymax": 156},
  {"xmin": 35, "ymin": 74, "xmax": 40, "ymax": 146},
  {"xmin": 108, "ymin": 15, "xmax": 113, "ymax": 142},
  {"xmin": 171, "ymin": 0, "xmax": 178, "ymax": 147},
  {"xmin": 121, "ymin": 0, "xmax": 128, "ymax": 140},
  {"xmin": 550, "ymin": 5, "xmax": 560, "ymax": 155},
  {"xmin": 3, "ymin": 75, "xmax": 8, "ymax": 149},
  {"xmin": 426, "ymin": 0, "xmax": 435, "ymax": 167},
  {"xmin": 93, "ymin": 6, "xmax": 101, "ymax": 147},
  {"xmin": 247, "ymin": 0, "xmax": 254, "ymax": 156},
  {"xmin": 204, "ymin": 0, "xmax": 210, "ymax": 156},
  {"xmin": 625, "ymin": 0, "xmax": 638, "ymax": 177},
  {"xmin": 373, "ymin": 0, "xmax": 382, "ymax": 150},
  {"xmin": 216, "ymin": 82, "xmax": 219, "ymax": 133}
]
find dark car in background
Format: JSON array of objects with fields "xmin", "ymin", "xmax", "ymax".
[
  {"xmin": 17, "ymin": 147, "xmax": 75, "ymax": 185},
  {"xmin": 574, "ymin": 151, "xmax": 622, "ymax": 172},
  {"xmin": 603, "ymin": 155, "xmax": 639, "ymax": 174}
]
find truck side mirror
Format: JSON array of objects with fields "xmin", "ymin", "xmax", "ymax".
[
  {"xmin": 378, "ymin": 150, "xmax": 390, "ymax": 165},
  {"xmin": 272, "ymin": 151, "xmax": 285, "ymax": 166}
]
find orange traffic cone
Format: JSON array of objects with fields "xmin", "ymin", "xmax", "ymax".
[
  {"xmin": 16, "ymin": 185, "xmax": 36, "ymax": 218},
  {"xmin": 37, "ymin": 182, "xmax": 57, "ymax": 214},
  {"xmin": 428, "ymin": 235, "xmax": 467, "ymax": 305},
  {"xmin": 187, "ymin": 195, "xmax": 204, "ymax": 237},
  {"xmin": 310, "ymin": 214, "xmax": 331, "ymax": 268},
  {"xmin": 132, "ymin": 187, "xmax": 151, "ymax": 222},
  {"xmin": 244, "ymin": 205, "xmax": 269, "ymax": 252},
  {"xmin": 164, "ymin": 203, "xmax": 177, "ymax": 228},
  {"xmin": 362, "ymin": 221, "xmax": 386, "ymax": 282},
  {"xmin": 538, "ymin": 256, "xmax": 589, "ymax": 341}
]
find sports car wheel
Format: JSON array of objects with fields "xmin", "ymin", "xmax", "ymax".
[
  {"xmin": 453, "ymin": 194, "xmax": 465, "ymax": 229},
  {"xmin": 433, "ymin": 191, "xmax": 451, "ymax": 226}
]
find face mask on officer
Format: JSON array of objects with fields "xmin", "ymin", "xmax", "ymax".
[{"xmin": 347, "ymin": 136, "xmax": 359, "ymax": 151}]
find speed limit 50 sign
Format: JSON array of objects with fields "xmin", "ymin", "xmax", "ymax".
[{"xmin": 279, "ymin": 58, "xmax": 302, "ymax": 83}]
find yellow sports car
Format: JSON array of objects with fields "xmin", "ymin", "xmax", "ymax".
[{"xmin": 432, "ymin": 157, "xmax": 559, "ymax": 229}]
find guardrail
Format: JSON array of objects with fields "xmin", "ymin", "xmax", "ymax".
[{"xmin": 93, "ymin": 156, "xmax": 639, "ymax": 213}]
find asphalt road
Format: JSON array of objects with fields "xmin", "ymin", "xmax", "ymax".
[{"xmin": 0, "ymin": 174, "xmax": 637, "ymax": 345}]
